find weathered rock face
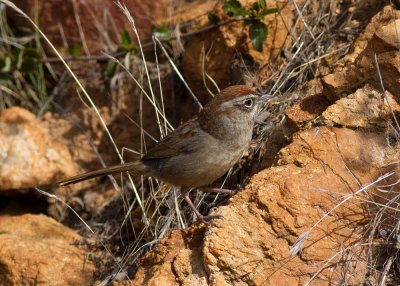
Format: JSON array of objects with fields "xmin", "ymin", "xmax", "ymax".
[
  {"xmin": 204, "ymin": 126, "xmax": 395, "ymax": 285},
  {"xmin": 321, "ymin": 6, "xmax": 400, "ymax": 100},
  {"xmin": 0, "ymin": 214, "xmax": 94, "ymax": 285},
  {"xmin": 0, "ymin": 107, "xmax": 75, "ymax": 190},
  {"xmin": 125, "ymin": 5, "xmax": 400, "ymax": 286},
  {"xmin": 287, "ymin": 6, "xmax": 400, "ymax": 131},
  {"xmin": 125, "ymin": 227, "xmax": 207, "ymax": 286},
  {"xmin": 127, "ymin": 126, "xmax": 398, "ymax": 285},
  {"xmin": 322, "ymin": 84, "xmax": 400, "ymax": 128}
]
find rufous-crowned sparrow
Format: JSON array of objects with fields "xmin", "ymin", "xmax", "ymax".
[{"xmin": 57, "ymin": 85, "xmax": 269, "ymax": 222}]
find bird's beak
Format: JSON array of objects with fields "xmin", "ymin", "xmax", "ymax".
[{"xmin": 256, "ymin": 93, "xmax": 272, "ymax": 104}]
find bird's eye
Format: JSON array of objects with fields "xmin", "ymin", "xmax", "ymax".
[{"xmin": 243, "ymin": 98, "xmax": 254, "ymax": 109}]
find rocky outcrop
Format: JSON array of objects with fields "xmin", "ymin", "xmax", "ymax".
[
  {"xmin": 0, "ymin": 107, "xmax": 75, "ymax": 191},
  {"xmin": 0, "ymin": 214, "xmax": 94, "ymax": 285},
  {"xmin": 126, "ymin": 5, "xmax": 400, "ymax": 286},
  {"xmin": 127, "ymin": 227, "xmax": 208, "ymax": 286},
  {"xmin": 321, "ymin": 6, "xmax": 400, "ymax": 100},
  {"xmin": 126, "ymin": 125, "xmax": 398, "ymax": 285},
  {"xmin": 322, "ymin": 84, "xmax": 400, "ymax": 128},
  {"xmin": 181, "ymin": 0, "xmax": 308, "ymax": 100},
  {"xmin": 2, "ymin": 2, "xmax": 399, "ymax": 286}
]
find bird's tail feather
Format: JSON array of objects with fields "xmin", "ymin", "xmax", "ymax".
[{"xmin": 57, "ymin": 161, "xmax": 148, "ymax": 186}]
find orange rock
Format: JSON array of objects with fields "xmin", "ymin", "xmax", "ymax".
[
  {"xmin": 118, "ymin": 226, "xmax": 206, "ymax": 286},
  {"xmin": 128, "ymin": 126, "xmax": 400, "ymax": 285},
  {"xmin": 181, "ymin": 0, "xmax": 308, "ymax": 98},
  {"xmin": 322, "ymin": 84, "xmax": 400, "ymax": 129},
  {"xmin": 322, "ymin": 6, "xmax": 400, "ymax": 100},
  {"xmin": 0, "ymin": 214, "xmax": 94, "ymax": 285},
  {"xmin": 285, "ymin": 79, "xmax": 329, "ymax": 127},
  {"xmin": 204, "ymin": 127, "xmax": 398, "ymax": 285},
  {"xmin": 0, "ymin": 107, "xmax": 75, "ymax": 190}
]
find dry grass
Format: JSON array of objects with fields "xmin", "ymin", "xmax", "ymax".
[{"xmin": 3, "ymin": 0, "xmax": 400, "ymax": 284}]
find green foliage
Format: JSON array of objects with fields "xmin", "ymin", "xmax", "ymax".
[
  {"xmin": 0, "ymin": 31, "xmax": 49, "ymax": 111},
  {"xmin": 107, "ymin": 30, "xmax": 136, "ymax": 77},
  {"xmin": 209, "ymin": 0, "xmax": 278, "ymax": 52},
  {"xmin": 118, "ymin": 29, "xmax": 135, "ymax": 52},
  {"xmin": 68, "ymin": 43, "xmax": 81, "ymax": 58},
  {"xmin": 249, "ymin": 21, "xmax": 268, "ymax": 52},
  {"xmin": 223, "ymin": 0, "xmax": 249, "ymax": 17},
  {"xmin": 106, "ymin": 59, "xmax": 118, "ymax": 77},
  {"xmin": 153, "ymin": 26, "xmax": 172, "ymax": 41},
  {"xmin": 0, "ymin": 47, "xmax": 41, "ymax": 75},
  {"xmin": 208, "ymin": 12, "xmax": 221, "ymax": 25}
]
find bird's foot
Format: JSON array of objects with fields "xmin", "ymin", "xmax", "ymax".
[{"xmin": 183, "ymin": 191, "xmax": 223, "ymax": 224}]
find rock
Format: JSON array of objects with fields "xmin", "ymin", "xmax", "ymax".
[
  {"xmin": 0, "ymin": 107, "xmax": 75, "ymax": 190},
  {"xmin": 182, "ymin": 28, "xmax": 237, "ymax": 103},
  {"xmin": 203, "ymin": 127, "xmax": 392, "ymax": 285},
  {"xmin": 322, "ymin": 6, "xmax": 400, "ymax": 100},
  {"xmin": 181, "ymin": 0, "xmax": 308, "ymax": 99},
  {"xmin": 287, "ymin": 7, "xmax": 400, "ymax": 129},
  {"xmin": 0, "ymin": 214, "xmax": 94, "ymax": 285},
  {"xmin": 322, "ymin": 84, "xmax": 400, "ymax": 128},
  {"xmin": 117, "ymin": 226, "xmax": 206, "ymax": 286},
  {"xmin": 128, "ymin": 127, "xmax": 400, "ymax": 285},
  {"xmin": 173, "ymin": 247, "xmax": 208, "ymax": 286},
  {"xmin": 285, "ymin": 79, "xmax": 330, "ymax": 128}
]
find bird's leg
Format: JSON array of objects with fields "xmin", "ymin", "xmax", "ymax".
[
  {"xmin": 183, "ymin": 190, "xmax": 222, "ymax": 224},
  {"xmin": 202, "ymin": 187, "xmax": 237, "ymax": 196}
]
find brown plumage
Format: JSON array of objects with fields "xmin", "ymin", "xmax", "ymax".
[{"xmin": 57, "ymin": 85, "xmax": 268, "ymax": 222}]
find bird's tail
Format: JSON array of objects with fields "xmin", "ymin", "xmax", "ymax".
[{"xmin": 57, "ymin": 161, "xmax": 149, "ymax": 186}]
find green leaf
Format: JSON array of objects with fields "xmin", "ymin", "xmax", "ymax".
[
  {"xmin": 236, "ymin": 8, "xmax": 250, "ymax": 17},
  {"xmin": 121, "ymin": 29, "xmax": 132, "ymax": 46},
  {"xmin": 259, "ymin": 0, "xmax": 266, "ymax": 9},
  {"xmin": 119, "ymin": 30, "xmax": 134, "ymax": 51},
  {"xmin": 223, "ymin": 0, "xmax": 248, "ymax": 18},
  {"xmin": 106, "ymin": 59, "xmax": 117, "ymax": 77},
  {"xmin": 249, "ymin": 21, "xmax": 268, "ymax": 52},
  {"xmin": 223, "ymin": 0, "xmax": 242, "ymax": 11},
  {"xmin": 208, "ymin": 12, "xmax": 220, "ymax": 25},
  {"xmin": 252, "ymin": 2, "xmax": 260, "ymax": 12},
  {"xmin": 153, "ymin": 26, "xmax": 172, "ymax": 41},
  {"xmin": 258, "ymin": 7, "xmax": 278, "ymax": 19},
  {"xmin": 265, "ymin": 7, "xmax": 279, "ymax": 15},
  {"xmin": 18, "ymin": 48, "xmax": 41, "ymax": 73},
  {"xmin": 243, "ymin": 19, "xmax": 252, "ymax": 26},
  {"xmin": 1, "ymin": 56, "xmax": 12, "ymax": 73},
  {"xmin": 68, "ymin": 43, "xmax": 81, "ymax": 58}
]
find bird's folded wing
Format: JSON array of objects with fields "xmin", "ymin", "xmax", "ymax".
[{"xmin": 143, "ymin": 117, "xmax": 201, "ymax": 160}]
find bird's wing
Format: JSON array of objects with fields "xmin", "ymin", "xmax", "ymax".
[{"xmin": 143, "ymin": 117, "xmax": 201, "ymax": 160}]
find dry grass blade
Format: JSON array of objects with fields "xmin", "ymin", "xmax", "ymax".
[
  {"xmin": 153, "ymin": 36, "xmax": 203, "ymax": 109},
  {"xmin": 373, "ymin": 50, "xmax": 400, "ymax": 134}
]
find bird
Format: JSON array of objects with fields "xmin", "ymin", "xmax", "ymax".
[{"xmin": 57, "ymin": 85, "xmax": 269, "ymax": 222}]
